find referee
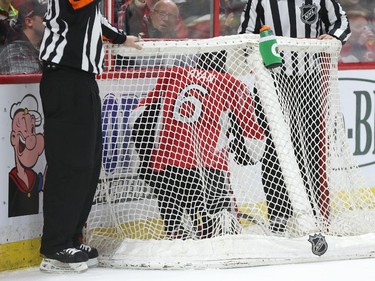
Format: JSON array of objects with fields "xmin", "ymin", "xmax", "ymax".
[
  {"xmin": 38, "ymin": 0, "xmax": 142, "ymax": 273},
  {"xmin": 238, "ymin": 0, "xmax": 350, "ymax": 234}
]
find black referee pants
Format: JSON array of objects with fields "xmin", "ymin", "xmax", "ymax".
[{"xmin": 39, "ymin": 64, "xmax": 102, "ymax": 255}]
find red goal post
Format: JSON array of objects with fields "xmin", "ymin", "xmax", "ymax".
[{"xmin": 86, "ymin": 34, "xmax": 375, "ymax": 269}]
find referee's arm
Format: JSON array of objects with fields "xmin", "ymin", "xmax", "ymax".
[
  {"xmin": 68, "ymin": 0, "xmax": 142, "ymax": 48},
  {"xmin": 320, "ymin": 0, "xmax": 351, "ymax": 44},
  {"xmin": 100, "ymin": 15, "xmax": 142, "ymax": 49}
]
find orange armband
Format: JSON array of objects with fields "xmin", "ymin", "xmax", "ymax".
[{"xmin": 69, "ymin": 0, "xmax": 94, "ymax": 10}]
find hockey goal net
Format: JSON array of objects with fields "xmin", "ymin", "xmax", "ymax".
[{"xmin": 86, "ymin": 34, "xmax": 375, "ymax": 269}]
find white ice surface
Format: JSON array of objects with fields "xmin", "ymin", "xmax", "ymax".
[{"xmin": 1, "ymin": 258, "xmax": 375, "ymax": 281}]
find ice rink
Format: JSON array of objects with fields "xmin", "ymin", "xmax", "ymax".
[{"xmin": 2, "ymin": 258, "xmax": 375, "ymax": 281}]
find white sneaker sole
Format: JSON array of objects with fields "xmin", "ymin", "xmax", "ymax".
[{"xmin": 39, "ymin": 258, "xmax": 88, "ymax": 273}]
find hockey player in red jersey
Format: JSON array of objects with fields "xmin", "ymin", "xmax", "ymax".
[{"xmin": 130, "ymin": 54, "xmax": 263, "ymax": 239}]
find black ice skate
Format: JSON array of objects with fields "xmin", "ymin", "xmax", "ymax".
[
  {"xmin": 39, "ymin": 248, "xmax": 88, "ymax": 273},
  {"xmin": 74, "ymin": 243, "xmax": 99, "ymax": 267}
]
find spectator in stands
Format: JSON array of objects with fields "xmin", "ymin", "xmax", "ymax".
[
  {"xmin": 115, "ymin": 0, "xmax": 188, "ymax": 68},
  {"xmin": 339, "ymin": 0, "xmax": 375, "ymax": 17},
  {"xmin": 0, "ymin": 0, "xmax": 18, "ymax": 50},
  {"xmin": 115, "ymin": 0, "xmax": 154, "ymax": 67},
  {"xmin": 340, "ymin": 9, "xmax": 375, "ymax": 62},
  {"xmin": 117, "ymin": 0, "xmax": 189, "ymax": 39},
  {"xmin": 10, "ymin": 0, "xmax": 23, "ymax": 8},
  {"xmin": 181, "ymin": 0, "xmax": 214, "ymax": 38},
  {"xmin": 182, "ymin": 0, "xmax": 245, "ymax": 38},
  {"xmin": 339, "ymin": 0, "xmax": 364, "ymax": 11},
  {"xmin": 0, "ymin": 0, "xmax": 45, "ymax": 74},
  {"xmin": 179, "ymin": 0, "xmax": 210, "ymax": 18},
  {"xmin": 222, "ymin": 0, "xmax": 246, "ymax": 35},
  {"xmin": 117, "ymin": 0, "xmax": 151, "ymax": 36},
  {"xmin": 146, "ymin": 0, "xmax": 158, "ymax": 8},
  {"xmin": 361, "ymin": 0, "xmax": 375, "ymax": 20},
  {"xmin": 147, "ymin": 0, "xmax": 187, "ymax": 38}
]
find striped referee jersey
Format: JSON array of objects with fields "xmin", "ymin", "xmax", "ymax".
[
  {"xmin": 40, "ymin": 0, "xmax": 127, "ymax": 74},
  {"xmin": 238, "ymin": 0, "xmax": 351, "ymax": 44}
]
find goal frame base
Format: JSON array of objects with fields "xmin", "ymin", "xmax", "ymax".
[{"xmin": 97, "ymin": 233, "xmax": 375, "ymax": 269}]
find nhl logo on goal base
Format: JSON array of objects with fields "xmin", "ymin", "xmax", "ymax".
[{"xmin": 308, "ymin": 233, "xmax": 328, "ymax": 256}]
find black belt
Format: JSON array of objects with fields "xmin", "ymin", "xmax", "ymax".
[
  {"xmin": 42, "ymin": 61, "xmax": 58, "ymax": 70},
  {"xmin": 42, "ymin": 61, "xmax": 96, "ymax": 78}
]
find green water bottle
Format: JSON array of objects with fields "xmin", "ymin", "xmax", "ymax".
[{"xmin": 259, "ymin": 25, "xmax": 282, "ymax": 69}]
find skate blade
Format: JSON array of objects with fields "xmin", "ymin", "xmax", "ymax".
[
  {"xmin": 40, "ymin": 258, "xmax": 88, "ymax": 273},
  {"xmin": 87, "ymin": 257, "xmax": 98, "ymax": 268}
]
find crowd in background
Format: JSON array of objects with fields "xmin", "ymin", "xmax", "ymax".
[
  {"xmin": 0, "ymin": 0, "xmax": 47, "ymax": 74},
  {"xmin": 339, "ymin": 0, "xmax": 375, "ymax": 62},
  {"xmin": 0, "ymin": 0, "xmax": 375, "ymax": 74},
  {"xmin": 113, "ymin": 0, "xmax": 375, "ymax": 64}
]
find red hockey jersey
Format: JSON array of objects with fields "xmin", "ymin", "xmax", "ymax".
[{"xmin": 135, "ymin": 66, "xmax": 263, "ymax": 172}]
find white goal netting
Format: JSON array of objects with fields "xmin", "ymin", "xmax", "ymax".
[{"xmin": 86, "ymin": 34, "xmax": 375, "ymax": 269}]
